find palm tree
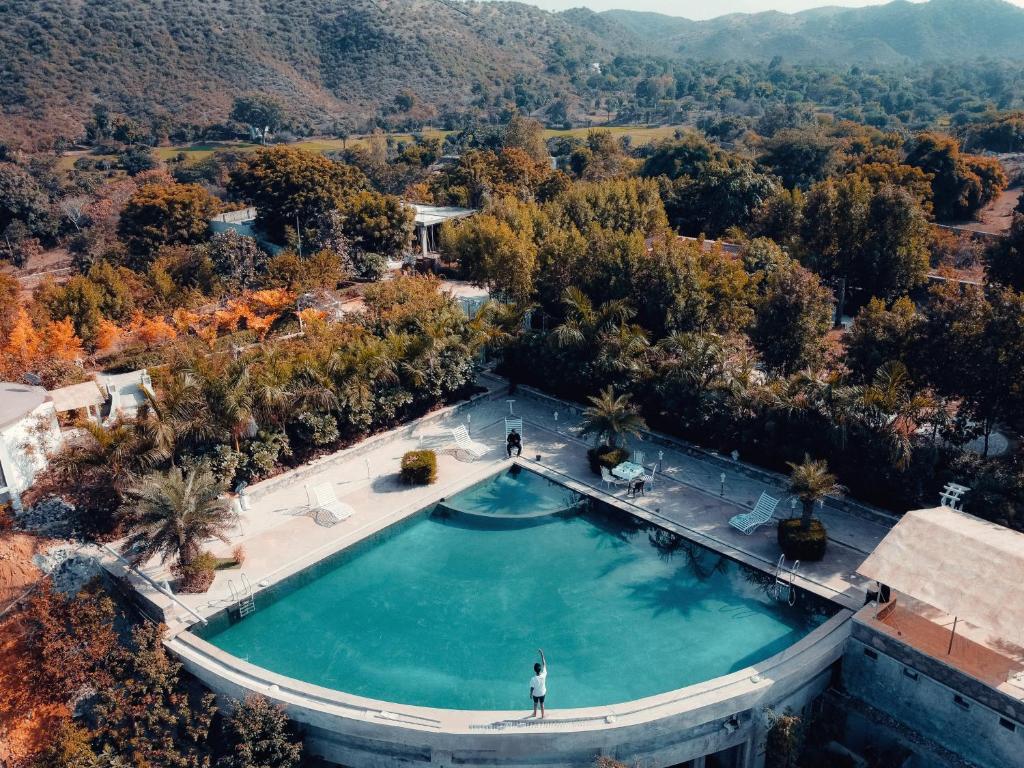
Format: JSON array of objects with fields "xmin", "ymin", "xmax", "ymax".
[
  {"xmin": 786, "ymin": 454, "xmax": 845, "ymax": 530},
  {"xmin": 579, "ymin": 387, "xmax": 647, "ymax": 448},
  {"xmin": 119, "ymin": 464, "xmax": 233, "ymax": 568}
]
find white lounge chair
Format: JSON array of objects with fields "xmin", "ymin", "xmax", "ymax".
[
  {"xmin": 450, "ymin": 425, "xmax": 490, "ymax": 461},
  {"xmin": 505, "ymin": 417, "xmax": 523, "ymax": 439},
  {"xmin": 601, "ymin": 466, "xmax": 629, "ymax": 491},
  {"xmin": 728, "ymin": 492, "xmax": 780, "ymax": 534},
  {"xmin": 307, "ymin": 483, "xmax": 354, "ymax": 527}
]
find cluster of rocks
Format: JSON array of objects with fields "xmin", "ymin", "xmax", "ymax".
[
  {"xmin": 15, "ymin": 496, "xmax": 79, "ymax": 537},
  {"xmin": 33, "ymin": 544, "xmax": 101, "ymax": 594}
]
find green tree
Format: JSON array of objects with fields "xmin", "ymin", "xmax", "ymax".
[
  {"xmin": 580, "ymin": 386, "xmax": 647, "ymax": 448},
  {"xmin": 905, "ymin": 132, "xmax": 1007, "ymax": 221},
  {"xmin": 442, "ymin": 213, "xmax": 537, "ymax": 305},
  {"xmin": 986, "ymin": 213, "xmax": 1024, "ymax": 291},
  {"xmin": 216, "ymin": 696, "xmax": 303, "ymax": 768},
  {"xmin": 119, "ymin": 464, "xmax": 232, "ymax": 568},
  {"xmin": 759, "ymin": 128, "xmax": 838, "ymax": 189},
  {"xmin": 340, "ymin": 190, "xmax": 414, "ymax": 258},
  {"xmin": 203, "ymin": 230, "xmax": 269, "ymax": 289},
  {"xmin": 119, "ymin": 182, "xmax": 220, "ymax": 263},
  {"xmin": 750, "ymin": 254, "xmax": 833, "ymax": 374},
  {"xmin": 228, "ymin": 146, "xmax": 366, "ymax": 242},
  {"xmin": 231, "ymin": 94, "xmax": 286, "ymax": 141},
  {"xmin": 92, "ymin": 623, "xmax": 216, "ymax": 768},
  {"xmin": 787, "ymin": 454, "xmax": 844, "ymax": 529},
  {"xmin": 502, "ymin": 113, "xmax": 549, "ymax": 164},
  {"xmin": 845, "ymin": 297, "xmax": 925, "ymax": 382},
  {"xmin": 37, "ymin": 275, "xmax": 104, "ymax": 346}
]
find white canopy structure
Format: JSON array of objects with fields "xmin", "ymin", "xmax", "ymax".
[
  {"xmin": 409, "ymin": 204, "xmax": 477, "ymax": 258},
  {"xmin": 858, "ymin": 506, "xmax": 1024, "ymax": 646}
]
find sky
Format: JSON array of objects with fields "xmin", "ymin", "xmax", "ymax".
[{"xmin": 513, "ymin": 0, "xmax": 1024, "ymax": 20}]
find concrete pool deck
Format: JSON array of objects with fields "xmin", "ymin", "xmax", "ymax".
[
  {"xmin": 95, "ymin": 375, "xmax": 905, "ymax": 767},
  {"xmin": 104, "ymin": 373, "xmax": 892, "ymax": 630}
]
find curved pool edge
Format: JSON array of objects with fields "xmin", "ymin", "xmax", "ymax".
[{"xmin": 168, "ymin": 609, "xmax": 852, "ymax": 767}]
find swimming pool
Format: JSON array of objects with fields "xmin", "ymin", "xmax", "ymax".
[{"xmin": 197, "ymin": 467, "xmax": 835, "ymax": 710}]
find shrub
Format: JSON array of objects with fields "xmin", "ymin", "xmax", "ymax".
[
  {"xmin": 351, "ymin": 250, "xmax": 389, "ymax": 281},
  {"xmin": 231, "ymin": 545, "xmax": 247, "ymax": 566},
  {"xmin": 401, "ymin": 450, "xmax": 437, "ymax": 485},
  {"xmin": 586, "ymin": 445, "xmax": 629, "ymax": 475},
  {"xmin": 777, "ymin": 518, "xmax": 828, "ymax": 561},
  {"xmin": 173, "ymin": 551, "xmax": 218, "ymax": 593}
]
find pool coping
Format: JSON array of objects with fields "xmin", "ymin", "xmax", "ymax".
[{"xmin": 168, "ymin": 458, "xmax": 853, "ymax": 736}]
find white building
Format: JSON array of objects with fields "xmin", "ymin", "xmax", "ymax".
[{"xmin": 0, "ymin": 382, "xmax": 62, "ymax": 512}]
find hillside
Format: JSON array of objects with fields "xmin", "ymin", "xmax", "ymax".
[
  {"xmin": 604, "ymin": 0, "xmax": 1024, "ymax": 64},
  {"xmin": 4, "ymin": 0, "xmax": 1024, "ymax": 148},
  {"xmin": 0, "ymin": 0, "xmax": 627, "ymax": 147}
]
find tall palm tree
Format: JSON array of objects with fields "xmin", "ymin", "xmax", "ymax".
[
  {"xmin": 787, "ymin": 454, "xmax": 845, "ymax": 530},
  {"xmin": 580, "ymin": 387, "xmax": 647, "ymax": 448},
  {"xmin": 119, "ymin": 464, "xmax": 233, "ymax": 568}
]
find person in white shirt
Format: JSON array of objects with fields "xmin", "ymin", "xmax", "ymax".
[{"xmin": 529, "ymin": 648, "xmax": 547, "ymax": 718}]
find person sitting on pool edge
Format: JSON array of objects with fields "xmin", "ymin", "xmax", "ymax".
[
  {"xmin": 530, "ymin": 648, "xmax": 547, "ymax": 718},
  {"xmin": 507, "ymin": 428, "xmax": 522, "ymax": 458}
]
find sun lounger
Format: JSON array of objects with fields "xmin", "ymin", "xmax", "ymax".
[
  {"xmin": 450, "ymin": 424, "xmax": 490, "ymax": 461},
  {"xmin": 728, "ymin": 491, "xmax": 780, "ymax": 534},
  {"xmin": 307, "ymin": 482, "xmax": 355, "ymax": 527}
]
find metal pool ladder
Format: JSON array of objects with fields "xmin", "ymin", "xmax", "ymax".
[
  {"xmin": 773, "ymin": 555, "xmax": 800, "ymax": 606},
  {"xmin": 229, "ymin": 573, "xmax": 256, "ymax": 618}
]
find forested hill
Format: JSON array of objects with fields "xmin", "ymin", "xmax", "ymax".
[
  {"xmin": 4, "ymin": 0, "xmax": 1024, "ymax": 148},
  {"xmin": 0, "ymin": 0, "xmax": 631, "ymax": 146},
  {"xmin": 604, "ymin": 0, "xmax": 1024, "ymax": 64}
]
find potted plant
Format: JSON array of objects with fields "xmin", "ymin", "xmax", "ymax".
[
  {"xmin": 580, "ymin": 387, "xmax": 646, "ymax": 475},
  {"xmin": 777, "ymin": 455, "xmax": 844, "ymax": 562}
]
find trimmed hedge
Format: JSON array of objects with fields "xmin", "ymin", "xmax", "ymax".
[
  {"xmin": 401, "ymin": 450, "xmax": 438, "ymax": 485},
  {"xmin": 587, "ymin": 445, "xmax": 630, "ymax": 475},
  {"xmin": 777, "ymin": 518, "xmax": 828, "ymax": 561}
]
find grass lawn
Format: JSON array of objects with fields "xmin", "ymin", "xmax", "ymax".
[{"xmin": 151, "ymin": 124, "xmax": 685, "ymax": 166}]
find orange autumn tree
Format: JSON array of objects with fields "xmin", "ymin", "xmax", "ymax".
[
  {"xmin": 127, "ymin": 312, "xmax": 177, "ymax": 347},
  {"xmin": 40, "ymin": 318, "xmax": 85, "ymax": 362},
  {"xmin": 94, "ymin": 318, "xmax": 124, "ymax": 354},
  {"xmin": 3, "ymin": 307, "xmax": 41, "ymax": 374}
]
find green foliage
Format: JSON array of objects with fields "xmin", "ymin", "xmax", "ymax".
[
  {"xmin": 242, "ymin": 430, "xmax": 291, "ymax": 481},
  {"xmin": 340, "ymin": 189, "xmax": 414, "ymax": 258},
  {"xmin": 400, "ymin": 449, "xmax": 438, "ymax": 485},
  {"xmin": 845, "ymin": 297, "xmax": 925, "ymax": 382},
  {"xmin": 765, "ymin": 710, "xmax": 807, "ymax": 768},
  {"xmin": 442, "ymin": 212, "xmax": 537, "ymax": 305},
  {"xmin": 228, "ymin": 146, "xmax": 366, "ymax": 242},
  {"xmin": 231, "ymin": 94, "xmax": 286, "ymax": 133},
  {"xmin": 215, "ymin": 695, "xmax": 303, "ymax": 768},
  {"xmin": 787, "ymin": 454, "xmax": 844, "ymax": 530},
  {"xmin": 119, "ymin": 182, "xmax": 220, "ymax": 263},
  {"xmin": 118, "ymin": 463, "xmax": 232, "ymax": 568},
  {"xmin": 750, "ymin": 254, "xmax": 833, "ymax": 374},
  {"xmin": 294, "ymin": 411, "xmax": 339, "ymax": 447},
  {"xmin": 586, "ymin": 445, "xmax": 629, "ymax": 475},
  {"xmin": 777, "ymin": 518, "xmax": 828, "ymax": 561},
  {"xmin": 905, "ymin": 132, "xmax": 1007, "ymax": 222},
  {"xmin": 986, "ymin": 213, "xmax": 1024, "ymax": 291},
  {"xmin": 92, "ymin": 623, "xmax": 217, "ymax": 768},
  {"xmin": 203, "ymin": 230, "xmax": 269, "ymax": 289},
  {"xmin": 580, "ymin": 387, "xmax": 647, "ymax": 448}
]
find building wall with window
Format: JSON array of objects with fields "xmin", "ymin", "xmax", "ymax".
[{"xmin": 0, "ymin": 384, "xmax": 62, "ymax": 511}]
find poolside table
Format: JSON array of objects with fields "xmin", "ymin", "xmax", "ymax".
[{"xmin": 612, "ymin": 461, "xmax": 645, "ymax": 482}]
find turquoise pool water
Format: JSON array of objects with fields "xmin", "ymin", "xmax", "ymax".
[{"xmin": 198, "ymin": 468, "xmax": 834, "ymax": 710}]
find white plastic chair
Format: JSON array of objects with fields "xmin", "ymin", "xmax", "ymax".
[
  {"xmin": 505, "ymin": 417, "xmax": 523, "ymax": 439},
  {"xmin": 728, "ymin": 492, "xmax": 780, "ymax": 534},
  {"xmin": 307, "ymin": 483, "xmax": 355, "ymax": 527},
  {"xmin": 601, "ymin": 466, "xmax": 629, "ymax": 491},
  {"xmin": 450, "ymin": 425, "xmax": 490, "ymax": 461}
]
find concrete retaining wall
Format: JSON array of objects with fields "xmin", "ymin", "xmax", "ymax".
[
  {"xmin": 170, "ymin": 612, "xmax": 851, "ymax": 768},
  {"xmin": 843, "ymin": 618, "xmax": 1024, "ymax": 768}
]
